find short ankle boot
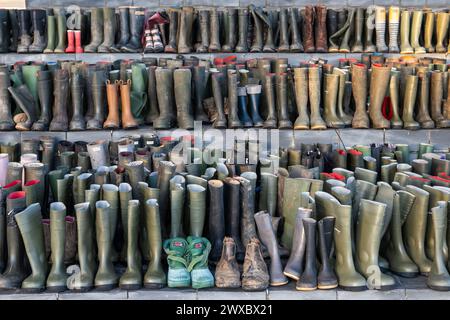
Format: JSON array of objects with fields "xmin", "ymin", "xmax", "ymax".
[{"xmin": 215, "ymin": 237, "xmax": 241, "ymax": 288}]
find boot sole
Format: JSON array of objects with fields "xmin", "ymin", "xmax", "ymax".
[
  {"xmin": 318, "ymin": 283, "xmax": 339, "ymax": 290},
  {"xmin": 428, "ymin": 285, "xmax": 450, "ymax": 291},
  {"xmin": 283, "ymin": 272, "xmax": 300, "ymax": 281},
  {"xmin": 95, "ymin": 284, "xmax": 117, "ymax": 291},
  {"xmin": 144, "ymin": 283, "xmax": 165, "ymax": 290},
  {"xmin": 71, "ymin": 286, "xmax": 93, "ymax": 293},
  {"xmin": 339, "ymin": 285, "xmax": 367, "ymax": 292},
  {"xmin": 295, "ymin": 286, "xmax": 317, "ymax": 291},
  {"xmin": 270, "ymin": 281, "xmax": 289, "ymax": 287},
  {"xmin": 20, "ymin": 287, "xmax": 45, "ymax": 294},
  {"xmin": 392, "ymin": 271, "xmax": 419, "ymax": 278},
  {"xmin": 120, "ymin": 284, "xmax": 142, "ymax": 290},
  {"xmin": 46, "ymin": 286, "xmax": 67, "ymax": 293}
]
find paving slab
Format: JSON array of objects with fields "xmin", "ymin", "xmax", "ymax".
[
  {"xmin": 128, "ymin": 289, "xmax": 197, "ymax": 300},
  {"xmin": 405, "ymin": 289, "xmax": 450, "ymax": 300},
  {"xmin": 337, "ymin": 289, "xmax": 405, "ymax": 300},
  {"xmin": 197, "ymin": 288, "xmax": 267, "ymax": 300},
  {"xmin": 58, "ymin": 288, "xmax": 128, "ymax": 300},
  {"xmin": 0, "ymin": 292, "xmax": 58, "ymax": 300}
]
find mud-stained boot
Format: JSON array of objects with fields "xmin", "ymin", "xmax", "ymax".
[
  {"xmin": 338, "ymin": 8, "xmax": 354, "ymax": 53},
  {"xmin": 384, "ymin": 191, "xmax": 418, "ymax": 277},
  {"xmin": 375, "ymin": 6, "xmax": 388, "ymax": 52},
  {"xmin": 192, "ymin": 66, "xmax": 209, "ymax": 123},
  {"xmin": 277, "ymin": 9, "xmax": 290, "ymax": 52},
  {"xmin": 315, "ymin": 5, "xmax": 328, "ymax": 52},
  {"xmin": 227, "ymin": 70, "xmax": 242, "ymax": 128},
  {"xmin": 28, "ymin": 9, "xmax": 46, "ymax": 53},
  {"xmin": 293, "ymin": 68, "xmax": 310, "ymax": 129},
  {"xmin": 423, "ymin": 10, "xmax": 435, "ymax": 53},
  {"xmin": 400, "ymin": 10, "xmax": 413, "ymax": 54},
  {"xmin": 255, "ymin": 211, "xmax": 288, "ymax": 286},
  {"xmin": 416, "ymin": 70, "xmax": 435, "ymax": 129},
  {"xmin": 289, "ymin": 8, "xmax": 303, "ymax": 52},
  {"xmin": 143, "ymin": 199, "xmax": 166, "ymax": 288},
  {"xmin": 309, "ymin": 67, "xmax": 326, "ymax": 130},
  {"xmin": 174, "ymin": 69, "xmax": 194, "ymax": 130},
  {"xmin": 351, "ymin": 63, "xmax": 369, "ymax": 128},
  {"xmin": 369, "ymin": 64, "xmax": 391, "ymax": 129},
  {"xmin": 87, "ymin": 70, "xmax": 106, "ymax": 130},
  {"xmin": 0, "ymin": 191, "xmax": 28, "ymax": 290},
  {"xmin": 0, "ymin": 69, "xmax": 15, "ymax": 130},
  {"xmin": 49, "ymin": 69, "xmax": 69, "ymax": 131},
  {"xmin": 211, "ymin": 73, "xmax": 227, "ymax": 128},
  {"xmin": 263, "ymin": 73, "xmax": 277, "ymax": 128},
  {"xmin": 84, "ymin": 8, "xmax": 103, "ymax": 53},
  {"xmin": 387, "ymin": 70, "xmax": 402, "ymax": 129},
  {"xmin": 154, "ymin": 68, "xmax": 176, "ymax": 129},
  {"xmin": 431, "ymin": 71, "xmax": 450, "ymax": 128},
  {"xmin": 249, "ymin": 5, "xmax": 263, "ymax": 53},
  {"xmin": 98, "ymin": 8, "xmax": 115, "ymax": 53},
  {"xmin": 242, "ymin": 238, "xmax": 269, "ymax": 291},
  {"xmin": 46, "ymin": 202, "xmax": 68, "ymax": 292},
  {"xmin": 43, "ymin": 13, "xmax": 56, "ymax": 53},
  {"xmin": 235, "ymin": 8, "xmax": 249, "ymax": 53},
  {"xmin": 323, "ymin": 73, "xmax": 345, "ymax": 128},
  {"xmin": 110, "ymin": 7, "xmax": 130, "ymax": 53},
  {"xmin": 187, "ymin": 184, "xmax": 206, "ymax": 237},
  {"xmin": 223, "ymin": 178, "xmax": 245, "ymax": 262},
  {"xmin": 364, "ymin": 6, "xmax": 376, "ymax": 52},
  {"xmin": 208, "ymin": 9, "xmax": 220, "ymax": 52},
  {"xmin": 388, "ymin": 6, "xmax": 400, "ymax": 52},
  {"xmin": 404, "ymin": 185, "xmax": 433, "ymax": 275},
  {"xmin": 208, "ymin": 180, "xmax": 225, "ymax": 263},
  {"xmin": 222, "ymin": 9, "xmax": 237, "ymax": 52},
  {"xmin": 303, "ymin": 6, "xmax": 316, "ymax": 53},
  {"xmin": 275, "ymin": 74, "xmax": 292, "ymax": 129},
  {"xmin": 238, "ymin": 176, "xmax": 258, "ymax": 249},
  {"xmin": 94, "ymin": 201, "xmax": 118, "ymax": 290},
  {"xmin": 427, "ymin": 202, "xmax": 450, "ymax": 291},
  {"xmin": 31, "ymin": 71, "xmax": 51, "ymax": 131},
  {"xmin": 17, "ymin": 10, "xmax": 31, "ymax": 53},
  {"xmin": 402, "ymin": 75, "xmax": 420, "ymax": 130},
  {"xmin": 119, "ymin": 200, "xmax": 142, "ymax": 289},
  {"xmin": 215, "ymin": 237, "xmax": 241, "ymax": 288},
  {"xmin": 410, "ymin": 10, "xmax": 425, "ymax": 54},
  {"xmin": 284, "ymin": 208, "xmax": 312, "ymax": 280},
  {"xmin": 15, "ymin": 203, "xmax": 47, "ymax": 292},
  {"xmin": 8, "ymin": 84, "xmax": 37, "ymax": 131},
  {"xmin": 351, "ymin": 8, "xmax": 364, "ymax": 52},
  {"xmin": 177, "ymin": 7, "xmax": 194, "ymax": 54},
  {"xmin": 435, "ymin": 12, "xmax": 449, "ymax": 53},
  {"xmin": 296, "ymin": 217, "xmax": 318, "ymax": 291},
  {"xmin": 246, "ymin": 84, "xmax": 263, "ymax": 127},
  {"xmin": 318, "ymin": 216, "xmax": 338, "ymax": 289},
  {"xmin": 164, "ymin": 9, "xmax": 178, "ymax": 53},
  {"xmin": 355, "ymin": 199, "xmax": 396, "ymax": 290}
]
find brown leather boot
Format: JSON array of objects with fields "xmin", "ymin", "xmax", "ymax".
[
  {"xmin": 119, "ymin": 80, "xmax": 138, "ymax": 129},
  {"xmin": 104, "ymin": 80, "xmax": 120, "ymax": 129},
  {"xmin": 315, "ymin": 5, "xmax": 328, "ymax": 52},
  {"xmin": 369, "ymin": 64, "xmax": 391, "ymax": 129},
  {"xmin": 351, "ymin": 63, "xmax": 369, "ymax": 128},
  {"xmin": 303, "ymin": 6, "xmax": 315, "ymax": 53},
  {"xmin": 215, "ymin": 237, "xmax": 241, "ymax": 288}
]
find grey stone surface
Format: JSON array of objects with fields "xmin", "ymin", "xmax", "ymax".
[
  {"xmin": 405, "ymin": 289, "xmax": 450, "ymax": 300},
  {"xmin": 197, "ymin": 288, "xmax": 267, "ymax": 300},
  {"xmin": 399, "ymin": 0, "xmax": 426, "ymax": 6},
  {"xmin": 67, "ymin": 130, "xmax": 112, "ymax": 143},
  {"xmin": 239, "ymin": 0, "xmax": 266, "ymax": 6},
  {"xmin": 128, "ymin": 289, "xmax": 198, "ymax": 300},
  {"xmin": 268, "ymin": 282, "xmax": 337, "ymax": 300},
  {"xmin": 58, "ymin": 288, "xmax": 128, "ymax": 300},
  {"xmin": 21, "ymin": 131, "xmax": 67, "ymax": 142},
  {"xmin": 0, "ymin": 292, "xmax": 58, "ymax": 300},
  {"xmin": 336, "ymin": 289, "xmax": 406, "ymax": 300}
]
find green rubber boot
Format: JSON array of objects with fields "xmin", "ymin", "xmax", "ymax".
[
  {"xmin": 187, "ymin": 236, "xmax": 214, "ymax": 289},
  {"xmin": 163, "ymin": 237, "xmax": 191, "ymax": 288}
]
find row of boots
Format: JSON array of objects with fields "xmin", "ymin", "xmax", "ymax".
[
  {"xmin": 1, "ymin": 54, "xmax": 450, "ymax": 131},
  {"xmin": 2, "ymin": 6, "xmax": 450, "ymax": 54}
]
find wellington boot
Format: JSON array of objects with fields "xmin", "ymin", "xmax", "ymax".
[
  {"xmin": 410, "ymin": 10, "xmax": 425, "ymax": 54},
  {"xmin": 28, "ymin": 9, "xmax": 46, "ymax": 53},
  {"xmin": 293, "ymin": 68, "xmax": 310, "ymax": 129},
  {"xmin": 193, "ymin": 66, "xmax": 209, "ymax": 123},
  {"xmin": 404, "ymin": 185, "xmax": 433, "ymax": 275},
  {"xmin": 323, "ymin": 73, "xmax": 345, "ymax": 128},
  {"xmin": 177, "ymin": 7, "xmax": 194, "ymax": 53},
  {"xmin": 0, "ymin": 69, "xmax": 15, "ymax": 130},
  {"xmin": 110, "ymin": 7, "xmax": 130, "ymax": 53},
  {"xmin": 289, "ymin": 8, "xmax": 303, "ymax": 52},
  {"xmin": 222, "ymin": 9, "xmax": 237, "ymax": 52},
  {"xmin": 356, "ymin": 200, "xmax": 396, "ymax": 290},
  {"xmin": 121, "ymin": 7, "xmax": 145, "ymax": 53},
  {"xmin": 170, "ymin": 180, "xmax": 185, "ymax": 238},
  {"xmin": 17, "ymin": 10, "xmax": 31, "ymax": 53},
  {"xmin": 208, "ymin": 180, "xmax": 225, "ymax": 263},
  {"xmin": 351, "ymin": 63, "xmax": 369, "ymax": 128},
  {"xmin": 208, "ymin": 9, "xmax": 220, "ymax": 52},
  {"xmin": 424, "ymin": 10, "xmax": 435, "ymax": 53},
  {"xmin": 215, "ymin": 237, "xmax": 240, "ymax": 288},
  {"xmin": 98, "ymin": 8, "xmax": 115, "ymax": 53},
  {"xmin": 277, "ymin": 9, "xmax": 289, "ymax": 52},
  {"xmin": 223, "ymin": 178, "xmax": 244, "ymax": 261},
  {"xmin": 249, "ymin": 5, "xmax": 263, "ymax": 53},
  {"xmin": 427, "ymin": 202, "xmax": 450, "ymax": 291},
  {"xmin": 118, "ymin": 80, "xmax": 138, "ymax": 129},
  {"xmin": 315, "ymin": 5, "xmax": 328, "ymax": 52},
  {"xmin": 74, "ymin": 173, "xmax": 92, "ymax": 205},
  {"xmin": 246, "ymin": 84, "xmax": 263, "ymax": 127},
  {"xmin": 296, "ymin": 217, "xmax": 317, "ymax": 291},
  {"xmin": 103, "ymin": 80, "xmax": 119, "ymax": 129},
  {"xmin": 94, "ymin": 201, "xmax": 118, "ymax": 290},
  {"xmin": 374, "ymin": 6, "xmax": 388, "ymax": 52},
  {"xmin": 101, "ymin": 184, "xmax": 119, "ymax": 263},
  {"xmin": 384, "ymin": 191, "xmax": 418, "ymax": 277},
  {"xmin": 284, "ymin": 208, "xmax": 312, "ymax": 280},
  {"xmin": 338, "ymin": 8, "xmax": 354, "ymax": 53},
  {"xmin": 303, "ymin": 6, "xmax": 315, "ymax": 52},
  {"xmin": 327, "ymin": 9, "xmax": 338, "ymax": 50},
  {"xmin": 309, "ymin": 67, "xmax": 326, "ymax": 129},
  {"xmin": 174, "ymin": 69, "xmax": 194, "ymax": 129},
  {"xmin": 435, "ymin": 12, "xmax": 449, "ymax": 53},
  {"xmin": 188, "ymin": 184, "xmax": 206, "ymax": 237},
  {"xmin": 15, "ymin": 203, "xmax": 47, "ymax": 292},
  {"xmin": 196, "ymin": 10, "xmax": 209, "ymax": 53},
  {"xmin": 263, "ymin": 73, "xmax": 277, "ymax": 129},
  {"xmin": 144, "ymin": 66, "xmax": 159, "ymax": 124},
  {"xmin": 87, "ymin": 140, "xmax": 110, "ymax": 170},
  {"xmin": 364, "ymin": 6, "xmax": 376, "ymax": 52},
  {"xmin": 431, "ymin": 71, "xmax": 450, "ymax": 128},
  {"xmin": 227, "ymin": 70, "xmax": 242, "ymax": 128},
  {"xmin": 65, "ymin": 30, "xmax": 75, "ymax": 53},
  {"xmin": 402, "ymin": 74, "xmax": 420, "ymax": 130},
  {"xmin": 157, "ymin": 161, "xmax": 175, "ymax": 239},
  {"xmin": 388, "ymin": 70, "xmax": 403, "ymax": 128},
  {"xmin": 237, "ymin": 87, "xmax": 252, "ymax": 128},
  {"xmin": 400, "ymin": 10, "xmax": 413, "ymax": 54},
  {"xmin": 8, "ymin": 84, "xmax": 37, "ymax": 131},
  {"xmin": 351, "ymin": 8, "xmax": 364, "ymax": 52},
  {"xmin": 388, "ymin": 7, "xmax": 400, "ymax": 53},
  {"xmin": 334, "ymin": 69, "xmax": 352, "ymax": 126},
  {"xmin": 237, "ymin": 174, "xmax": 258, "ymax": 249},
  {"xmin": 87, "ymin": 70, "xmax": 106, "ymax": 130},
  {"xmin": 318, "ymin": 216, "xmax": 338, "ymax": 289},
  {"xmin": 143, "ymin": 199, "xmax": 166, "ymax": 288},
  {"xmin": 235, "ymin": 8, "xmax": 249, "ymax": 52},
  {"xmin": 84, "ymin": 8, "xmax": 103, "ymax": 53},
  {"xmin": 254, "ymin": 211, "xmax": 287, "ymax": 286},
  {"xmin": 186, "ymin": 236, "xmax": 214, "ymax": 289},
  {"xmin": 46, "ymin": 203, "xmax": 67, "ymax": 292},
  {"xmin": 119, "ymin": 200, "xmax": 142, "ymax": 289},
  {"xmin": 53, "ymin": 9, "xmax": 66, "ymax": 53},
  {"xmin": 32, "ymin": 70, "xmax": 52, "ymax": 131},
  {"xmin": 416, "ymin": 71, "xmax": 435, "ymax": 129},
  {"xmin": 242, "ymin": 238, "xmax": 269, "ymax": 291},
  {"xmin": 369, "ymin": 64, "xmax": 390, "ymax": 129},
  {"xmin": 118, "ymin": 183, "xmax": 132, "ymax": 261},
  {"xmin": 164, "ymin": 9, "xmax": 178, "ymax": 53},
  {"xmin": 0, "ymin": 191, "xmax": 28, "ymax": 290},
  {"xmin": 71, "ymin": 203, "xmax": 96, "ymax": 291},
  {"xmin": 211, "ymin": 73, "xmax": 227, "ymax": 128},
  {"xmin": 328, "ymin": 9, "xmax": 345, "ymax": 52},
  {"xmin": 154, "ymin": 68, "xmax": 176, "ymax": 129},
  {"xmin": 0, "ymin": 11, "xmax": 9, "ymax": 52},
  {"xmin": 49, "ymin": 69, "xmax": 69, "ymax": 131}
]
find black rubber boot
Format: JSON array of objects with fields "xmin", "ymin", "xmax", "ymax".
[
  {"xmin": 31, "ymin": 70, "xmax": 52, "ymax": 131},
  {"xmin": 28, "ymin": 9, "xmax": 46, "ymax": 53},
  {"xmin": 111, "ymin": 7, "xmax": 130, "ymax": 53},
  {"xmin": 17, "ymin": 9, "xmax": 31, "ymax": 53}
]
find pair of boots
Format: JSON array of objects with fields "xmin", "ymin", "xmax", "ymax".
[
  {"xmin": 104, "ymin": 80, "xmax": 138, "ymax": 130},
  {"xmin": 303, "ymin": 5, "xmax": 328, "ymax": 53},
  {"xmin": 284, "ymin": 209, "xmax": 338, "ymax": 291},
  {"xmin": 215, "ymin": 237, "xmax": 271, "ymax": 291},
  {"xmin": 164, "ymin": 236, "xmax": 214, "ymax": 289},
  {"xmin": 15, "ymin": 9, "xmax": 46, "ymax": 53}
]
